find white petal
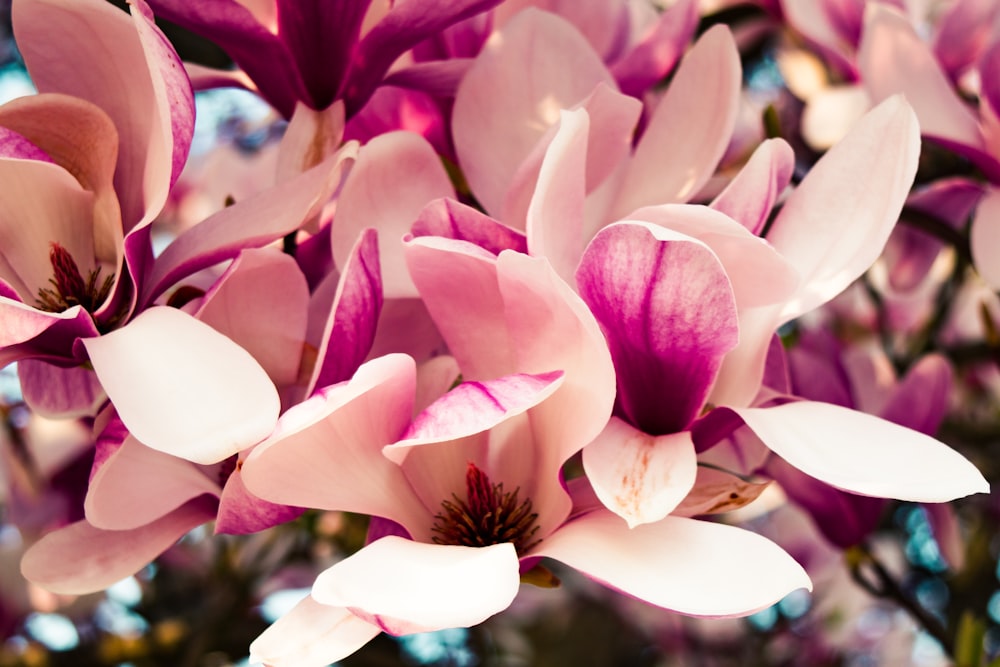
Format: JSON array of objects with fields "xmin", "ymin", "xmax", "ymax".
[
  {"xmin": 734, "ymin": 401, "xmax": 989, "ymax": 502},
  {"xmin": 249, "ymin": 597, "xmax": 380, "ymax": 667},
  {"xmin": 83, "ymin": 306, "xmax": 279, "ymax": 464}
]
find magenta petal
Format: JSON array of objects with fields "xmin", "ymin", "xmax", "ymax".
[
  {"xmin": 932, "ymin": 0, "xmax": 1000, "ymax": 79},
  {"xmin": 610, "ymin": 0, "xmax": 698, "ymax": 97},
  {"xmin": 249, "ymin": 597, "xmax": 381, "ymax": 667},
  {"xmin": 312, "ymin": 537, "xmax": 520, "ymax": 635},
  {"xmin": 576, "ymin": 222, "xmax": 738, "ymax": 434},
  {"xmin": 411, "ymin": 197, "xmax": 528, "ymax": 255},
  {"xmin": 535, "ymin": 511, "xmax": 811, "ymax": 617},
  {"xmin": 20, "ymin": 497, "xmax": 216, "ymax": 594},
  {"xmin": 215, "ymin": 467, "xmax": 303, "ymax": 535},
  {"xmin": 82, "ymin": 307, "xmax": 280, "ymax": 465},
  {"xmin": 0, "ymin": 127, "xmax": 53, "ymax": 162},
  {"xmin": 308, "ymin": 228, "xmax": 382, "ymax": 393}
]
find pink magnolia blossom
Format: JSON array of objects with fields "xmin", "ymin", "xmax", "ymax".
[{"xmin": 240, "ymin": 250, "xmax": 811, "ymax": 666}]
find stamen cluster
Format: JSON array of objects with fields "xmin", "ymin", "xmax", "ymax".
[
  {"xmin": 431, "ymin": 462, "xmax": 541, "ymax": 555},
  {"xmin": 35, "ymin": 242, "xmax": 114, "ymax": 314}
]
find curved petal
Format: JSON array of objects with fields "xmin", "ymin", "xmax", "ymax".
[
  {"xmin": 17, "ymin": 359, "xmax": 105, "ymax": 419},
  {"xmin": 194, "ymin": 248, "xmax": 309, "ymax": 390},
  {"xmin": 331, "ymin": 131, "xmax": 453, "ymax": 299},
  {"xmin": 710, "ymin": 138, "xmax": 795, "ymax": 236},
  {"xmin": 733, "ymin": 401, "xmax": 989, "ymax": 502},
  {"xmin": 611, "ymin": 0, "xmax": 699, "ymax": 97},
  {"xmin": 582, "ymin": 417, "xmax": 697, "ymax": 527},
  {"xmin": 611, "ymin": 24, "xmax": 741, "ymax": 218},
  {"xmin": 411, "ymin": 197, "xmax": 527, "ymax": 255},
  {"xmin": 20, "ymin": 497, "xmax": 216, "ymax": 595},
  {"xmin": 971, "ymin": 188, "xmax": 1000, "ymax": 290},
  {"xmin": 249, "ymin": 597, "xmax": 381, "ymax": 667},
  {"xmin": 576, "ymin": 222, "xmax": 738, "ymax": 434},
  {"xmin": 312, "ymin": 537, "xmax": 520, "ymax": 635},
  {"xmin": 215, "ymin": 467, "xmax": 303, "ymax": 535},
  {"xmin": 83, "ymin": 306, "xmax": 280, "ymax": 465},
  {"xmin": 242, "ymin": 354, "xmax": 427, "ymax": 532},
  {"xmin": 534, "ymin": 511, "xmax": 811, "ymax": 617},
  {"xmin": 767, "ymin": 95, "xmax": 920, "ymax": 321},
  {"xmin": 85, "ymin": 435, "xmax": 219, "ymax": 530},
  {"xmin": 453, "ymin": 8, "xmax": 615, "ymax": 217}
]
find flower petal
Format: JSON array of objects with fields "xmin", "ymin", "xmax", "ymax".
[
  {"xmin": 411, "ymin": 197, "xmax": 528, "ymax": 255},
  {"xmin": 710, "ymin": 138, "xmax": 795, "ymax": 236},
  {"xmin": 83, "ymin": 306, "xmax": 280, "ymax": 465},
  {"xmin": 249, "ymin": 597, "xmax": 381, "ymax": 667},
  {"xmin": 766, "ymin": 95, "xmax": 920, "ymax": 320},
  {"xmin": 732, "ymin": 401, "xmax": 989, "ymax": 502},
  {"xmin": 534, "ymin": 511, "xmax": 811, "ymax": 617},
  {"xmin": 20, "ymin": 497, "xmax": 216, "ymax": 595},
  {"xmin": 971, "ymin": 188, "xmax": 1000, "ymax": 290},
  {"xmin": 312, "ymin": 537, "xmax": 520, "ymax": 635},
  {"xmin": 17, "ymin": 360, "xmax": 105, "ymax": 419},
  {"xmin": 582, "ymin": 417, "xmax": 697, "ymax": 527}
]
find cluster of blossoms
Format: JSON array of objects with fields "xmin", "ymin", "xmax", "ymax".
[{"xmin": 2, "ymin": 0, "xmax": 1000, "ymax": 664}]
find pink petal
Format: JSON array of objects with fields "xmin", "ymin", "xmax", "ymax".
[
  {"xmin": 971, "ymin": 188, "xmax": 1000, "ymax": 290},
  {"xmin": 766, "ymin": 95, "xmax": 920, "ymax": 320},
  {"xmin": 878, "ymin": 353, "xmax": 952, "ymax": 435},
  {"xmin": 534, "ymin": 511, "xmax": 811, "ymax": 617},
  {"xmin": 275, "ymin": 101, "xmax": 346, "ymax": 181},
  {"xmin": 312, "ymin": 537, "xmax": 520, "ymax": 635},
  {"xmin": 932, "ymin": 0, "xmax": 1000, "ymax": 78},
  {"xmin": 249, "ymin": 597, "xmax": 381, "ymax": 667},
  {"xmin": 858, "ymin": 5, "xmax": 991, "ymax": 171},
  {"xmin": 194, "ymin": 248, "xmax": 309, "ymax": 390},
  {"xmin": 85, "ymin": 435, "xmax": 219, "ymax": 530},
  {"xmin": 141, "ymin": 146, "xmax": 355, "ymax": 306},
  {"xmin": 411, "ymin": 198, "xmax": 527, "ymax": 255},
  {"xmin": 215, "ymin": 466, "xmax": 303, "ymax": 535},
  {"xmin": 332, "ymin": 131, "xmax": 453, "ymax": 299},
  {"xmin": 710, "ymin": 138, "xmax": 795, "ymax": 235},
  {"xmin": 733, "ymin": 401, "xmax": 990, "ymax": 502},
  {"xmin": 526, "ymin": 108, "xmax": 588, "ymax": 285},
  {"xmin": 582, "ymin": 417, "xmax": 697, "ymax": 527},
  {"xmin": 20, "ymin": 497, "xmax": 216, "ymax": 595},
  {"xmin": 242, "ymin": 354, "xmax": 428, "ymax": 533},
  {"xmin": 453, "ymin": 8, "xmax": 615, "ymax": 217},
  {"xmin": 611, "ymin": 25, "xmax": 741, "ymax": 217},
  {"xmin": 82, "ymin": 306, "xmax": 280, "ymax": 465},
  {"xmin": 611, "ymin": 0, "xmax": 699, "ymax": 97},
  {"xmin": 307, "ymin": 228, "xmax": 382, "ymax": 393},
  {"xmin": 672, "ymin": 465, "xmax": 772, "ymax": 517}
]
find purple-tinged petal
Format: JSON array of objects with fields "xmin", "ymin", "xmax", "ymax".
[
  {"xmin": 932, "ymin": 0, "xmax": 1000, "ymax": 81},
  {"xmin": 764, "ymin": 454, "xmax": 884, "ymax": 549},
  {"xmin": 977, "ymin": 41, "xmax": 1000, "ymax": 159},
  {"xmin": 453, "ymin": 8, "xmax": 615, "ymax": 217},
  {"xmin": 610, "ymin": 0, "xmax": 699, "ymax": 97},
  {"xmin": 971, "ymin": 188, "xmax": 1000, "ymax": 289},
  {"xmin": 779, "ymin": 0, "xmax": 856, "ymax": 77},
  {"xmin": 380, "ymin": 59, "xmax": 473, "ymax": 98},
  {"xmin": 332, "ymin": 131, "xmax": 453, "ymax": 299},
  {"xmin": 194, "ymin": 248, "xmax": 309, "ymax": 390},
  {"xmin": 0, "ymin": 300, "xmax": 98, "ymax": 366},
  {"xmin": 84, "ymin": 435, "xmax": 219, "ymax": 531},
  {"xmin": 215, "ymin": 466, "xmax": 303, "ymax": 534},
  {"xmin": 146, "ymin": 0, "xmax": 307, "ymax": 118},
  {"xmin": 388, "ymin": 371, "xmax": 564, "ymax": 456},
  {"xmin": 411, "ymin": 198, "xmax": 528, "ymax": 255},
  {"xmin": 342, "ymin": 0, "xmax": 506, "ymax": 115},
  {"xmin": 786, "ymin": 330, "xmax": 854, "ymax": 408},
  {"xmin": 577, "ymin": 222, "xmax": 738, "ymax": 434},
  {"xmin": 767, "ymin": 95, "xmax": 919, "ymax": 320},
  {"xmin": 858, "ymin": 5, "xmax": 1000, "ymax": 177},
  {"xmin": 20, "ymin": 497, "xmax": 217, "ymax": 595},
  {"xmin": 611, "ymin": 25, "xmax": 741, "ymax": 218},
  {"xmin": 17, "ymin": 360, "xmax": 104, "ymax": 419},
  {"xmin": 582, "ymin": 417, "xmax": 697, "ymax": 527},
  {"xmin": 879, "ymin": 353, "xmax": 952, "ymax": 435},
  {"xmin": 343, "ymin": 85, "xmax": 449, "ymax": 155},
  {"xmin": 534, "ymin": 511, "xmax": 811, "ymax": 617},
  {"xmin": 0, "ymin": 127, "xmax": 52, "ymax": 162},
  {"xmin": 493, "ymin": 0, "xmax": 629, "ymax": 61},
  {"xmin": 83, "ymin": 306, "xmax": 280, "ymax": 465},
  {"xmin": 526, "ymin": 108, "xmax": 587, "ymax": 285},
  {"xmin": 405, "ymin": 236, "xmax": 516, "ymax": 380},
  {"xmin": 710, "ymin": 139, "xmax": 795, "ymax": 236},
  {"xmin": 249, "ymin": 597, "xmax": 381, "ymax": 667},
  {"xmin": 242, "ymin": 354, "xmax": 428, "ymax": 533},
  {"xmin": 141, "ymin": 145, "xmax": 356, "ymax": 306},
  {"xmin": 312, "ymin": 537, "xmax": 520, "ymax": 635},
  {"xmin": 307, "ymin": 228, "xmax": 382, "ymax": 393},
  {"xmin": 732, "ymin": 401, "xmax": 989, "ymax": 502}
]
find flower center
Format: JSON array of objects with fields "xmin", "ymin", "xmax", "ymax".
[
  {"xmin": 431, "ymin": 462, "xmax": 541, "ymax": 555},
  {"xmin": 35, "ymin": 242, "xmax": 114, "ymax": 315}
]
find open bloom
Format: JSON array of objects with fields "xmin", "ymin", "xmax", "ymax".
[{"xmin": 241, "ymin": 251, "xmax": 811, "ymax": 666}]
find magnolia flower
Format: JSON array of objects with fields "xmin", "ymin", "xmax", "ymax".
[{"xmin": 240, "ymin": 251, "xmax": 811, "ymax": 666}]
